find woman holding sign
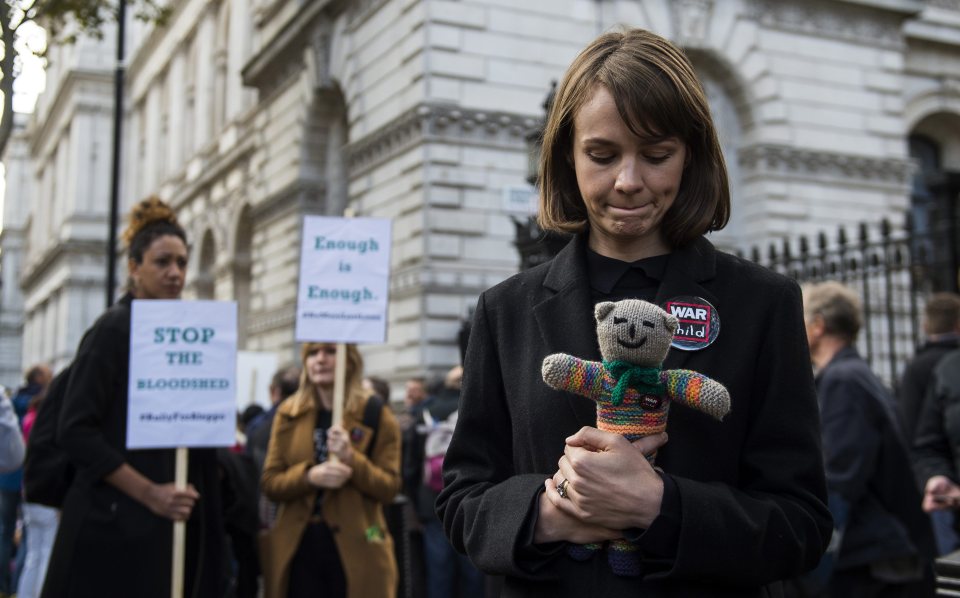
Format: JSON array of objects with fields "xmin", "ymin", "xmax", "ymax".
[
  {"xmin": 436, "ymin": 28, "xmax": 832, "ymax": 596},
  {"xmin": 261, "ymin": 342, "xmax": 401, "ymax": 598},
  {"xmin": 42, "ymin": 198, "xmax": 225, "ymax": 598}
]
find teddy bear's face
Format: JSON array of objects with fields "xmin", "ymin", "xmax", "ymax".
[{"xmin": 594, "ymin": 300, "xmax": 678, "ymax": 366}]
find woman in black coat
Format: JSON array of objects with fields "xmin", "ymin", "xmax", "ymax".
[
  {"xmin": 436, "ymin": 29, "xmax": 832, "ymax": 597},
  {"xmin": 42, "ymin": 197, "xmax": 224, "ymax": 598}
]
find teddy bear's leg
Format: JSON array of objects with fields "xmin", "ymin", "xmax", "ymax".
[
  {"xmin": 606, "ymin": 539, "xmax": 642, "ymax": 577},
  {"xmin": 567, "ymin": 542, "xmax": 601, "ymax": 562}
]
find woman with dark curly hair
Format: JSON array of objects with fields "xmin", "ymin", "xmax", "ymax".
[{"xmin": 42, "ymin": 197, "xmax": 225, "ymax": 598}]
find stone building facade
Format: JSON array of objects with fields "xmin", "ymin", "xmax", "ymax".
[{"xmin": 3, "ymin": 0, "xmax": 959, "ymax": 391}]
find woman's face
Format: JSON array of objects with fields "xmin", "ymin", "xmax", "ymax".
[
  {"xmin": 129, "ymin": 235, "xmax": 188, "ymax": 300},
  {"xmin": 305, "ymin": 344, "xmax": 337, "ymax": 388},
  {"xmin": 572, "ymin": 86, "xmax": 687, "ymax": 257}
]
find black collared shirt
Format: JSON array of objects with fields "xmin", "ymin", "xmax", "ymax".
[{"xmin": 585, "ymin": 247, "xmax": 668, "ymax": 303}]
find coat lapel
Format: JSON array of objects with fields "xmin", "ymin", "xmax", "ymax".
[
  {"xmin": 533, "ymin": 235, "xmax": 600, "ymax": 426},
  {"xmin": 654, "ymin": 237, "xmax": 719, "ymax": 370}
]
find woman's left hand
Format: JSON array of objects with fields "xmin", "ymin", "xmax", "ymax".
[
  {"xmin": 546, "ymin": 427, "xmax": 666, "ymax": 530},
  {"xmin": 327, "ymin": 425, "xmax": 355, "ymax": 465}
]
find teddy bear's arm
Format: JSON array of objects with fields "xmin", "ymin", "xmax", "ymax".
[
  {"xmin": 541, "ymin": 353, "xmax": 607, "ymax": 401},
  {"xmin": 661, "ymin": 369, "xmax": 731, "ymax": 420}
]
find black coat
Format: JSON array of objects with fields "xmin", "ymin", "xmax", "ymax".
[
  {"xmin": 915, "ymin": 349, "xmax": 960, "ymax": 486},
  {"xmin": 436, "ymin": 234, "xmax": 832, "ymax": 597},
  {"xmin": 899, "ymin": 337, "xmax": 960, "ymax": 444},
  {"xmin": 42, "ymin": 294, "xmax": 225, "ymax": 598},
  {"xmin": 817, "ymin": 347, "xmax": 935, "ymax": 571}
]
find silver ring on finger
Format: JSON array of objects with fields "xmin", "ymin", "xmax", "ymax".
[{"xmin": 557, "ymin": 478, "xmax": 570, "ymax": 499}]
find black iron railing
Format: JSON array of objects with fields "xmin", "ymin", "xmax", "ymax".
[{"xmin": 746, "ymin": 213, "xmax": 958, "ymax": 391}]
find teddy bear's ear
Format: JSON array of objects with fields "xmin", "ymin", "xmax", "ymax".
[
  {"xmin": 663, "ymin": 312, "xmax": 679, "ymax": 332},
  {"xmin": 595, "ymin": 302, "xmax": 616, "ymax": 322}
]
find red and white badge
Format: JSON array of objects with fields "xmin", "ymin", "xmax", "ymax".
[{"xmin": 662, "ymin": 296, "xmax": 720, "ymax": 351}]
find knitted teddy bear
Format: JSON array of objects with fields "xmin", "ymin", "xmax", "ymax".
[{"xmin": 541, "ymin": 298, "xmax": 731, "ymax": 577}]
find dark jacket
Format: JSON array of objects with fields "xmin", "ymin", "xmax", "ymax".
[
  {"xmin": 915, "ymin": 349, "xmax": 960, "ymax": 487},
  {"xmin": 817, "ymin": 347, "xmax": 935, "ymax": 571},
  {"xmin": 899, "ymin": 337, "xmax": 960, "ymax": 443},
  {"xmin": 437, "ymin": 235, "xmax": 832, "ymax": 597},
  {"xmin": 42, "ymin": 294, "xmax": 226, "ymax": 598}
]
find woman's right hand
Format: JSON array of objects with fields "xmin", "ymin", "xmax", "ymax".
[
  {"xmin": 533, "ymin": 487, "xmax": 621, "ymax": 545},
  {"xmin": 306, "ymin": 461, "xmax": 353, "ymax": 489},
  {"xmin": 144, "ymin": 482, "xmax": 200, "ymax": 522}
]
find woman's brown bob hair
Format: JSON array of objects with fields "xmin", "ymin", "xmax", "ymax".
[
  {"xmin": 537, "ymin": 28, "xmax": 730, "ymax": 248},
  {"xmin": 294, "ymin": 342, "xmax": 366, "ymax": 413}
]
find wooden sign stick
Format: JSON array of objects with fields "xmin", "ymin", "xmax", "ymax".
[
  {"xmin": 171, "ymin": 446, "xmax": 188, "ymax": 598},
  {"xmin": 332, "ymin": 342, "xmax": 347, "ymax": 429}
]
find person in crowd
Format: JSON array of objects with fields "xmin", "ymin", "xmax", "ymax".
[
  {"xmin": 436, "ymin": 28, "xmax": 832, "ymax": 596},
  {"xmin": 247, "ymin": 365, "xmax": 301, "ymax": 476},
  {"xmin": 900, "ymin": 293, "xmax": 960, "ymax": 443},
  {"xmin": 240, "ymin": 404, "xmax": 265, "ymax": 436},
  {"xmin": 802, "ymin": 281, "xmax": 934, "ymax": 596},
  {"xmin": 261, "ymin": 343, "xmax": 401, "ymax": 598},
  {"xmin": 404, "ymin": 377, "xmax": 426, "ymax": 411},
  {"xmin": 396, "ymin": 376, "xmax": 427, "ymax": 434},
  {"xmin": 0, "ymin": 394, "xmax": 23, "ymax": 474},
  {"xmin": 17, "ymin": 382, "xmax": 58, "ymax": 598},
  {"xmin": 364, "ymin": 376, "xmax": 392, "ymax": 405},
  {"xmin": 0, "ymin": 364, "xmax": 50, "ymax": 596},
  {"xmin": 404, "ymin": 365, "xmax": 483, "ymax": 598},
  {"xmin": 900, "ymin": 292, "xmax": 960, "ymax": 556},
  {"xmin": 41, "ymin": 197, "xmax": 225, "ymax": 598},
  {"xmin": 913, "ymin": 331, "xmax": 960, "ymax": 559}
]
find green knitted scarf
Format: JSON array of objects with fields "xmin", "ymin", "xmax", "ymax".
[{"xmin": 603, "ymin": 360, "xmax": 665, "ymax": 406}]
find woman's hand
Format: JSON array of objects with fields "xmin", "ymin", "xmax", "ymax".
[
  {"xmin": 144, "ymin": 482, "xmax": 200, "ymax": 522},
  {"xmin": 534, "ymin": 485, "xmax": 621, "ymax": 544},
  {"xmin": 327, "ymin": 425, "xmax": 355, "ymax": 465},
  {"xmin": 307, "ymin": 461, "xmax": 353, "ymax": 489},
  {"xmin": 547, "ymin": 428, "xmax": 667, "ymax": 530},
  {"xmin": 923, "ymin": 475, "xmax": 960, "ymax": 512}
]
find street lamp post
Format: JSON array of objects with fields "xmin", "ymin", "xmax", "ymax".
[
  {"xmin": 106, "ymin": 0, "xmax": 126, "ymax": 307},
  {"xmin": 514, "ymin": 81, "xmax": 568, "ymax": 271}
]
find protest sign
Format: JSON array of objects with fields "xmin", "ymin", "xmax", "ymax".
[
  {"xmin": 295, "ymin": 216, "xmax": 392, "ymax": 344},
  {"xmin": 127, "ymin": 300, "xmax": 237, "ymax": 449}
]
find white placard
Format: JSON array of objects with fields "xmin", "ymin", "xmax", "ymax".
[
  {"xmin": 295, "ymin": 216, "xmax": 392, "ymax": 343},
  {"xmin": 127, "ymin": 300, "xmax": 238, "ymax": 449},
  {"xmin": 236, "ymin": 351, "xmax": 279, "ymax": 411}
]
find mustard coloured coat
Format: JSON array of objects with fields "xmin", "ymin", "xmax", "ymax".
[{"xmin": 261, "ymin": 389, "xmax": 401, "ymax": 598}]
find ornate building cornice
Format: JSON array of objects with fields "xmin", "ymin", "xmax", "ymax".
[
  {"xmin": 20, "ymin": 238, "xmax": 106, "ymax": 292},
  {"xmin": 250, "ymin": 179, "xmax": 326, "ymax": 227},
  {"xmin": 928, "ymin": 0, "xmax": 960, "ymax": 10},
  {"xmin": 242, "ymin": 0, "xmax": 348, "ymax": 99},
  {"xmin": 747, "ymin": 0, "xmax": 920, "ymax": 49},
  {"xmin": 248, "ymin": 304, "xmax": 296, "ymax": 334},
  {"xmin": 346, "ymin": 0, "xmax": 391, "ymax": 30},
  {"xmin": 29, "ymin": 69, "xmax": 113, "ymax": 159},
  {"xmin": 346, "ymin": 103, "xmax": 538, "ymax": 177},
  {"xmin": 739, "ymin": 144, "xmax": 913, "ymax": 185}
]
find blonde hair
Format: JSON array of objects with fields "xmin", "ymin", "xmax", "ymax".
[
  {"xmin": 295, "ymin": 342, "xmax": 366, "ymax": 413},
  {"xmin": 537, "ymin": 28, "xmax": 729, "ymax": 248}
]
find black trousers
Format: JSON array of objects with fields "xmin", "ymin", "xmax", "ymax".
[{"xmin": 288, "ymin": 522, "xmax": 346, "ymax": 598}]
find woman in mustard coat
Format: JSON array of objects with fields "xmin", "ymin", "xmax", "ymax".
[{"xmin": 262, "ymin": 342, "xmax": 401, "ymax": 598}]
